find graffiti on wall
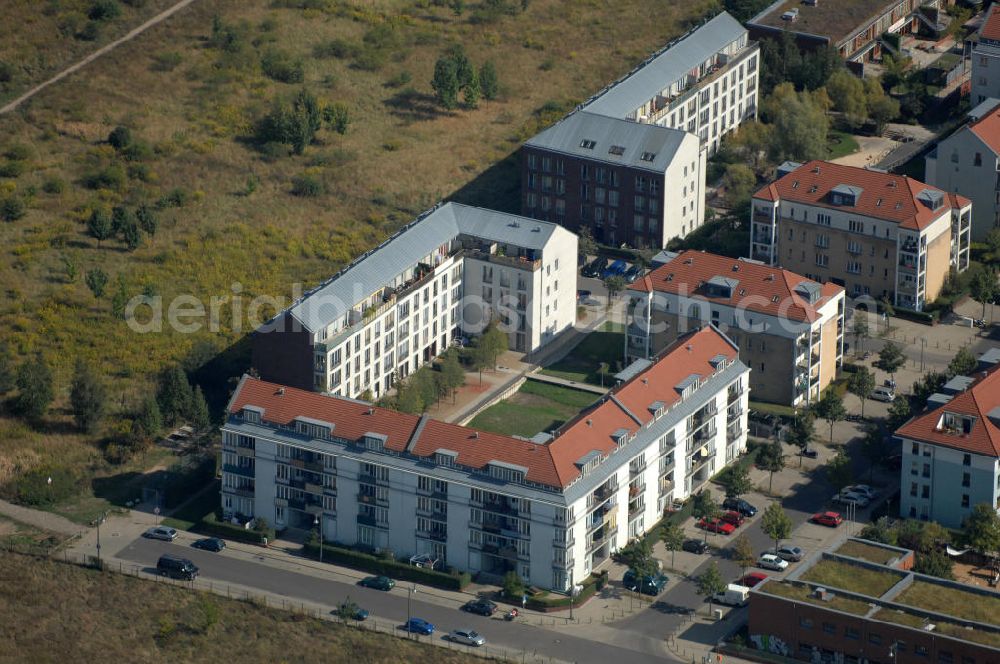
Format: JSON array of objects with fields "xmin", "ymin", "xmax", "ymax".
[{"xmin": 750, "ymin": 634, "xmax": 790, "ymax": 657}]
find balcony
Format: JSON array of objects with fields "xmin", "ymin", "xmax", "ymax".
[
  {"xmin": 357, "ymin": 492, "xmax": 389, "ymax": 507},
  {"xmin": 691, "ymin": 425, "xmax": 717, "ymax": 444},
  {"xmin": 587, "ymin": 526, "xmax": 617, "ymax": 553},
  {"xmin": 554, "ymin": 535, "xmax": 576, "ymax": 549},
  {"xmin": 223, "ymin": 464, "xmax": 255, "ymax": 479},
  {"xmin": 467, "ymin": 249, "xmax": 542, "ymax": 272},
  {"xmin": 752, "ymin": 210, "xmax": 775, "ymax": 225},
  {"xmin": 629, "ymin": 462, "xmax": 646, "ymax": 479},
  {"xmin": 659, "ymin": 477, "xmax": 674, "ymax": 496},
  {"xmin": 727, "ymin": 406, "xmax": 743, "ymax": 422},
  {"xmin": 304, "ymin": 482, "xmax": 323, "ymax": 494},
  {"xmin": 479, "ymin": 499, "xmax": 520, "ymax": 516},
  {"xmin": 224, "ymin": 445, "xmax": 255, "ymax": 457},
  {"xmin": 727, "ymin": 428, "xmax": 744, "ymax": 445},
  {"xmin": 727, "ymin": 388, "xmax": 743, "ymax": 405},
  {"xmin": 417, "ymin": 529, "xmax": 448, "ymax": 542},
  {"xmin": 659, "ymin": 456, "xmax": 675, "ymax": 476},
  {"xmin": 225, "ymin": 485, "xmax": 254, "ymax": 498}
]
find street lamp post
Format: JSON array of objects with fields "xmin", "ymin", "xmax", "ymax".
[
  {"xmin": 919, "ymin": 338, "xmax": 927, "ymax": 372},
  {"xmin": 406, "ymin": 584, "xmax": 417, "ymax": 639},
  {"xmin": 96, "ymin": 510, "xmax": 107, "ymax": 567},
  {"xmin": 313, "ymin": 514, "xmax": 323, "ymax": 564}
]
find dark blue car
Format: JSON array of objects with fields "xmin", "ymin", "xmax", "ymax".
[
  {"xmin": 403, "ymin": 617, "xmax": 435, "ymax": 635},
  {"xmin": 601, "ymin": 259, "xmax": 627, "ymax": 279}
]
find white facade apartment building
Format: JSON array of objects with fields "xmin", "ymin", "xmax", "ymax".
[
  {"xmin": 223, "ymin": 326, "xmax": 749, "ymax": 592},
  {"xmin": 971, "ymin": 5, "xmax": 1000, "ymax": 106},
  {"xmin": 581, "ymin": 11, "xmax": 760, "ymax": 157},
  {"xmin": 896, "ymin": 350, "xmax": 1000, "ymax": 528},
  {"xmin": 925, "ymin": 99, "xmax": 1000, "ymax": 241},
  {"xmin": 252, "ymin": 202, "xmax": 578, "ymax": 400}
]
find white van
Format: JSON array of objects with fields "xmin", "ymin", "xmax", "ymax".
[
  {"xmin": 713, "ymin": 584, "xmax": 751, "ymax": 607},
  {"xmin": 872, "ymin": 386, "xmax": 895, "ymax": 403}
]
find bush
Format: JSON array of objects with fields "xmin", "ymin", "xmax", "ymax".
[
  {"xmin": 82, "ymin": 164, "xmax": 127, "ymax": 191},
  {"xmin": 290, "ymin": 174, "xmax": 322, "ymax": 197},
  {"xmin": 89, "ymin": 0, "xmax": 122, "ymax": 21},
  {"xmin": 157, "ymin": 187, "xmax": 190, "ymax": 208},
  {"xmin": 0, "ymin": 197, "xmax": 26, "ymax": 221},
  {"xmin": 78, "ymin": 20, "xmax": 101, "ymax": 41},
  {"xmin": 6, "ymin": 466, "xmax": 79, "ymax": 506},
  {"xmin": 0, "ymin": 161, "xmax": 25, "ymax": 178},
  {"xmin": 108, "ymin": 125, "xmax": 132, "ymax": 150},
  {"xmin": 314, "ymin": 38, "xmax": 357, "ymax": 59},
  {"xmin": 261, "ymin": 49, "xmax": 304, "ymax": 83},
  {"xmin": 5, "ymin": 144, "xmax": 31, "ymax": 161},
  {"xmin": 42, "ymin": 177, "xmax": 66, "ymax": 194},
  {"xmin": 302, "ymin": 541, "xmax": 472, "ymax": 591},
  {"xmin": 893, "ymin": 307, "xmax": 937, "ymax": 325},
  {"xmin": 151, "ymin": 51, "xmax": 183, "ymax": 72},
  {"xmin": 199, "ymin": 512, "xmax": 275, "ymax": 544},
  {"xmin": 524, "ymin": 573, "xmax": 600, "ymax": 610}
]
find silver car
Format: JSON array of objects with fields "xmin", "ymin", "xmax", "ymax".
[
  {"xmin": 776, "ymin": 545, "xmax": 804, "ymax": 562},
  {"xmin": 447, "ymin": 628, "xmax": 486, "ymax": 647},
  {"xmin": 144, "ymin": 526, "xmax": 178, "ymax": 541}
]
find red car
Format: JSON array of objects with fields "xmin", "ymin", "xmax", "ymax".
[
  {"xmin": 720, "ymin": 510, "xmax": 745, "ymax": 527},
  {"xmin": 697, "ymin": 517, "xmax": 736, "ymax": 535},
  {"xmin": 738, "ymin": 572, "xmax": 769, "ymax": 588},
  {"xmin": 811, "ymin": 511, "xmax": 844, "ymax": 527}
]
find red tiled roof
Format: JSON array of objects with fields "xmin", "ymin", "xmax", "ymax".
[
  {"xmin": 227, "ymin": 327, "xmax": 743, "ymax": 490},
  {"xmin": 967, "ymin": 106, "xmax": 1000, "ymax": 155},
  {"xmin": 896, "ymin": 365, "xmax": 1000, "ymax": 457},
  {"xmin": 751, "ymin": 160, "xmax": 955, "ymax": 231},
  {"xmin": 981, "ymin": 4, "xmax": 1000, "ymax": 41},
  {"xmin": 627, "ymin": 249, "xmax": 843, "ymax": 323}
]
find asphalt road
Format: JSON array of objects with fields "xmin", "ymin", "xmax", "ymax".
[
  {"xmin": 611, "ymin": 454, "xmax": 867, "ymax": 640},
  {"xmin": 119, "ymin": 537, "xmax": 673, "ymax": 664}
]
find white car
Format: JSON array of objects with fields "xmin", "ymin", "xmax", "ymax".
[
  {"xmin": 849, "ymin": 485, "xmax": 878, "ymax": 500},
  {"xmin": 872, "ymin": 386, "xmax": 895, "ymax": 402},
  {"xmin": 757, "ymin": 553, "xmax": 789, "ymax": 571},
  {"xmin": 447, "ymin": 629, "xmax": 486, "ymax": 647},
  {"xmin": 144, "ymin": 526, "xmax": 178, "ymax": 541},
  {"xmin": 833, "ymin": 491, "xmax": 870, "ymax": 508}
]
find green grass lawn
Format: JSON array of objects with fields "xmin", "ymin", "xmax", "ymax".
[
  {"xmin": 827, "ymin": 130, "xmax": 860, "ymax": 160},
  {"xmin": 834, "ymin": 540, "xmax": 900, "ymax": 565},
  {"xmin": 801, "ymin": 559, "xmax": 903, "ymax": 598},
  {"xmin": 160, "ymin": 480, "xmax": 220, "ymax": 531},
  {"xmin": 763, "ymin": 582, "xmax": 872, "ymax": 616},
  {"xmin": 468, "ymin": 379, "xmax": 598, "ymax": 437},
  {"xmin": 539, "ymin": 321, "xmax": 625, "ymax": 385},
  {"xmin": 896, "ymin": 580, "xmax": 1000, "ymax": 625}
]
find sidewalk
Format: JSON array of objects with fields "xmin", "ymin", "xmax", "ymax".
[{"xmin": 0, "ymin": 497, "xmax": 86, "ymax": 537}]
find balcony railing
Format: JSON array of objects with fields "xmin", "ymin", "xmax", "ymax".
[
  {"xmin": 225, "ymin": 485, "xmax": 254, "ymax": 498},
  {"xmin": 223, "ymin": 464, "xmax": 255, "ymax": 479},
  {"xmin": 417, "ymin": 529, "xmax": 448, "ymax": 542}
]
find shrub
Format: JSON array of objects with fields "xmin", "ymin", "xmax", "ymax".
[
  {"xmin": 151, "ymin": 51, "xmax": 183, "ymax": 72},
  {"xmin": 290, "ymin": 174, "xmax": 322, "ymax": 197},
  {"xmin": 108, "ymin": 125, "xmax": 132, "ymax": 150},
  {"xmin": 313, "ymin": 38, "xmax": 358, "ymax": 59},
  {"xmin": 893, "ymin": 307, "xmax": 937, "ymax": 325},
  {"xmin": 5, "ymin": 144, "xmax": 31, "ymax": 161},
  {"xmin": 157, "ymin": 187, "xmax": 190, "ymax": 208},
  {"xmin": 0, "ymin": 197, "xmax": 26, "ymax": 221},
  {"xmin": 0, "ymin": 61, "xmax": 15, "ymax": 86},
  {"xmin": 78, "ymin": 20, "xmax": 101, "ymax": 41},
  {"xmin": 302, "ymin": 540, "xmax": 472, "ymax": 590},
  {"xmin": 7, "ymin": 466, "xmax": 79, "ymax": 506},
  {"xmin": 42, "ymin": 177, "xmax": 65, "ymax": 194},
  {"xmin": 261, "ymin": 49, "xmax": 304, "ymax": 84},
  {"xmin": 0, "ymin": 161, "xmax": 25, "ymax": 178},
  {"xmin": 199, "ymin": 512, "xmax": 275, "ymax": 544},
  {"xmin": 82, "ymin": 164, "xmax": 127, "ymax": 190},
  {"xmin": 385, "ymin": 71, "xmax": 412, "ymax": 88},
  {"xmin": 89, "ymin": 0, "xmax": 122, "ymax": 21}
]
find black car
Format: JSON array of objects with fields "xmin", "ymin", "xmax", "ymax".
[
  {"xmin": 156, "ymin": 554, "xmax": 198, "ymax": 580},
  {"xmin": 462, "ymin": 599, "xmax": 498, "ymax": 616},
  {"xmin": 722, "ymin": 497, "xmax": 758, "ymax": 517},
  {"xmin": 800, "ymin": 448, "xmax": 819, "ymax": 459},
  {"xmin": 582, "ymin": 257, "xmax": 605, "ymax": 278},
  {"xmin": 192, "ymin": 537, "xmax": 226, "ymax": 552},
  {"xmin": 682, "ymin": 538, "xmax": 709, "ymax": 554}
]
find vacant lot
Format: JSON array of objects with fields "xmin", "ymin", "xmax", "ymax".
[
  {"xmin": 0, "ymin": 552, "xmax": 477, "ymax": 663},
  {"xmin": 540, "ymin": 322, "xmax": 625, "ymax": 384},
  {"xmin": 0, "ymin": 0, "xmax": 717, "ymax": 498},
  {"xmin": 468, "ymin": 379, "xmax": 597, "ymax": 437}
]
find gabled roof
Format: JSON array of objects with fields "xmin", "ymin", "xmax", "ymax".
[
  {"xmin": 751, "ymin": 160, "xmax": 966, "ymax": 231},
  {"xmin": 525, "ymin": 111, "xmax": 689, "ymax": 173},
  {"xmin": 967, "ymin": 104, "xmax": 1000, "ymax": 156},
  {"xmin": 282, "ymin": 202, "xmax": 564, "ymax": 333},
  {"xmin": 581, "ymin": 11, "xmax": 748, "ymax": 119},
  {"xmin": 981, "ymin": 3, "xmax": 1000, "ymax": 42},
  {"xmin": 227, "ymin": 327, "xmax": 744, "ymax": 490},
  {"xmin": 626, "ymin": 249, "xmax": 843, "ymax": 323},
  {"xmin": 896, "ymin": 363, "xmax": 1000, "ymax": 457}
]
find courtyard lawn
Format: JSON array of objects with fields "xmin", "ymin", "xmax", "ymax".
[
  {"xmin": 468, "ymin": 379, "xmax": 598, "ymax": 437},
  {"xmin": 827, "ymin": 130, "xmax": 860, "ymax": 160},
  {"xmin": 539, "ymin": 322, "xmax": 625, "ymax": 385}
]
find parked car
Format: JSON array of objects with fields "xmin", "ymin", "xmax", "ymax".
[
  {"xmin": 359, "ymin": 575, "xmax": 395, "ymax": 591},
  {"xmin": 799, "ymin": 448, "xmax": 819, "ymax": 459},
  {"xmin": 623, "ymin": 569, "xmax": 669, "ymax": 596},
  {"xmin": 335, "ymin": 602, "xmax": 369, "ymax": 621},
  {"xmin": 191, "ymin": 537, "xmax": 225, "ymax": 552},
  {"xmin": 697, "ymin": 518, "xmax": 736, "ymax": 535},
  {"xmin": 409, "ymin": 553, "xmax": 439, "ymax": 569},
  {"xmin": 582, "ymin": 257, "xmax": 605, "ymax": 278},
  {"xmin": 757, "ymin": 553, "xmax": 790, "ymax": 571},
  {"xmin": 447, "ymin": 628, "xmax": 486, "ymax": 647},
  {"xmin": 601, "ymin": 259, "xmax": 627, "ymax": 279},
  {"xmin": 776, "ymin": 545, "xmax": 804, "ymax": 562},
  {"xmin": 720, "ymin": 510, "xmax": 745, "ymax": 527},
  {"xmin": 403, "ymin": 618, "xmax": 435, "ymax": 635},
  {"xmin": 713, "ymin": 584, "xmax": 750, "ymax": 606},
  {"xmin": 156, "ymin": 554, "xmax": 198, "ymax": 580},
  {"xmin": 577, "ymin": 289, "xmax": 592, "ymax": 301},
  {"xmin": 833, "ymin": 491, "xmax": 870, "ymax": 508},
  {"xmin": 462, "ymin": 599, "xmax": 498, "ymax": 616},
  {"xmin": 682, "ymin": 539, "xmax": 709, "ymax": 554},
  {"xmin": 722, "ymin": 497, "xmax": 758, "ymax": 517},
  {"xmin": 144, "ymin": 526, "xmax": 178, "ymax": 541},
  {"xmin": 811, "ymin": 511, "xmax": 844, "ymax": 527},
  {"xmin": 872, "ymin": 386, "xmax": 896, "ymax": 402},
  {"xmin": 737, "ymin": 572, "xmax": 768, "ymax": 588},
  {"xmin": 849, "ymin": 484, "xmax": 878, "ymax": 500},
  {"xmin": 624, "ymin": 265, "xmax": 643, "ymax": 283}
]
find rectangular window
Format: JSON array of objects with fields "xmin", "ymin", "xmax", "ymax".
[
  {"xmin": 964, "ymin": 454, "xmax": 971, "ymax": 466},
  {"xmin": 799, "ymin": 617, "xmax": 814, "ymax": 628},
  {"xmin": 822, "ymin": 623, "xmax": 835, "ymax": 634},
  {"xmin": 845, "ymin": 627, "xmax": 859, "ymax": 640},
  {"xmin": 962, "ymin": 494, "xmax": 970, "ymax": 508},
  {"xmin": 962, "ymin": 472, "xmax": 970, "ymax": 487}
]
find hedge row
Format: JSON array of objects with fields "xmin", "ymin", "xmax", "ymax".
[
  {"xmin": 302, "ymin": 541, "xmax": 471, "ymax": 591},
  {"xmin": 524, "ymin": 573, "xmax": 600, "ymax": 611},
  {"xmin": 198, "ymin": 512, "xmax": 274, "ymax": 545},
  {"xmin": 893, "ymin": 307, "xmax": 937, "ymax": 326}
]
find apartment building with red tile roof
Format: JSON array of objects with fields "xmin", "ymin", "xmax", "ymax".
[
  {"xmin": 751, "ymin": 160, "xmax": 971, "ymax": 312},
  {"xmin": 896, "ymin": 350, "xmax": 1000, "ymax": 527},
  {"xmin": 626, "ymin": 249, "xmax": 844, "ymax": 406},
  {"xmin": 221, "ymin": 326, "xmax": 749, "ymax": 592}
]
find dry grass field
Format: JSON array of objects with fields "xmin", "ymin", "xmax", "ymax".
[
  {"xmin": 0, "ymin": 551, "xmax": 478, "ymax": 662},
  {"xmin": 0, "ymin": 0, "xmax": 719, "ymax": 495}
]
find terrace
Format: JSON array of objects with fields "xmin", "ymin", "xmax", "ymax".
[{"xmin": 750, "ymin": 0, "xmax": 905, "ymax": 46}]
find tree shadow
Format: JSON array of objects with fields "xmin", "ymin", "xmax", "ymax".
[{"xmin": 384, "ymin": 88, "xmax": 450, "ymax": 123}]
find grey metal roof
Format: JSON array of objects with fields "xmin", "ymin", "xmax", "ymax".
[
  {"xmin": 969, "ymin": 98, "xmax": 1000, "ymax": 122},
  {"xmin": 524, "ymin": 111, "xmax": 689, "ymax": 173},
  {"xmin": 943, "ymin": 375, "xmax": 975, "ymax": 394},
  {"xmin": 777, "ymin": 161, "xmax": 803, "ymax": 178},
  {"xmin": 979, "ymin": 348, "xmax": 1000, "ymax": 365},
  {"xmin": 831, "ymin": 184, "xmax": 864, "ymax": 198},
  {"xmin": 928, "ymin": 393, "xmax": 953, "ymax": 408},
  {"xmin": 651, "ymin": 250, "xmax": 679, "ymax": 268},
  {"xmin": 581, "ymin": 12, "xmax": 746, "ymax": 119},
  {"xmin": 707, "ymin": 275, "xmax": 739, "ymax": 290},
  {"xmin": 284, "ymin": 203, "xmax": 564, "ymax": 332},
  {"xmin": 615, "ymin": 358, "xmax": 653, "ymax": 383}
]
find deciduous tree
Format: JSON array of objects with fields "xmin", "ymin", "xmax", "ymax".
[
  {"xmin": 693, "ymin": 490, "xmax": 720, "ymax": 542},
  {"xmin": 852, "ymin": 312, "xmax": 869, "ymax": 357},
  {"xmin": 948, "ymin": 346, "xmax": 978, "ymax": 378},
  {"xmin": 785, "ymin": 410, "xmax": 815, "ymax": 467},
  {"xmin": 826, "ymin": 449, "xmax": 854, "ymax": 492},
  {"xmin": 85, "ymin": 268, "xmax": 108, "ymax": 298},
  {"xmin": 87, "ymin": 208, "xmax": 113, "ymax": 247},
  {"xmin": 13, "ymin": 355, "xmax": 53, "ymax": 422},
  {"xmin": 875, "ymin": 341, "xmax": 906, "ymax": 382},
  {"xmin": 70, "ymin": 359, "xmax": 108, "ymax": 434},
  {"xmin": 815, "ymin": 390, "xmax": 846, "ymax": 443},
  {"xmin": 723, "ymin": 463, "xmax": 753, "ymax": 499},
  {"xmin": 971, "ymin": 267, "xmax": 997, "ymax": 320},
  {"xmin": 761, "ymin": 502, "xmax": 792, "ymax": 554},
  {"xmin": 479, "ymin": 60, "xmax": 499, "ymax": 101},
  {"xmin": 661, "ymin": 523, "xmax": 684, "ymax": 569},
  {"xmin": 848, "ymin": 366, "xmax": 875, "ymax": 418},
  {"xmin": 757, "ymin": 440, "xmax": 785, "ymax": 493},
  {"xmin": 697, "ymin": 562, "xmax": 727, "ymax": 616},
  {"xmin": 733, "ymin": 533, "xmax": 755, "ymax": 579}
]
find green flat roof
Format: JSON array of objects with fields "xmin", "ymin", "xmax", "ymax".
[
  {"xmin": 800, "ymin": 559, "xmax": 902, "ymax": 598},
  {"xmin": 751, "ymin": 0, "xmax": 899, "ymax": 46}
]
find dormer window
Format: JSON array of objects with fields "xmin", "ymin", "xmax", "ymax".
[
  {"xmin": 608, "ymin": 145, "xmax": 626, "ymax": 156},
  {"xmin": 241, "ymin": 406, "xmax": 263, "ymax": 424},
  {"xmin": 612, "ymin": 428, "xmax": 629, "ymax": 448},
  {"xmin": 580, "ymin": 139, "xmax": 596, "ymax": 149},
  {"xmin": 640, "ymin": 152, "xmax": 656, "ymax": 162},
  {"xmin": 488, "ymin": 461, "xmax": 527, "ymax": 483},
  {"xmin": 830, "ymin": 184, "xmax": 862, "ymax": 207},
  {"xmin": 362, "ymin": 432, "xmax": 387, "ymax": 451}
]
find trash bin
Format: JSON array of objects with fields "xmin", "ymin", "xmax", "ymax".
[{"xmin": 713, "ymin": 609, "xmax": 723, "ymax": 621}]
